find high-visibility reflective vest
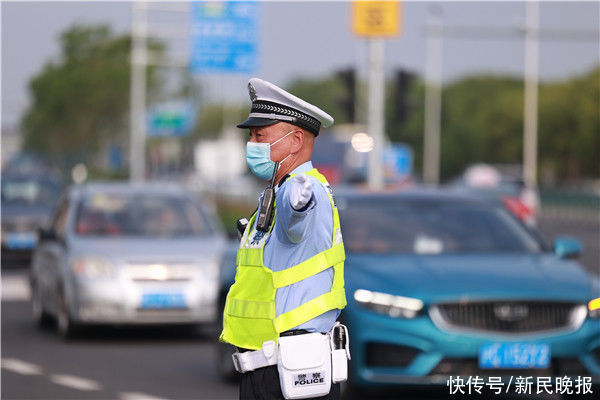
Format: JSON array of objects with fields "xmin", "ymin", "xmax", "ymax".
[{"xmin": 220, "ymin": 168, "xmax": 346, "ymax": 350}]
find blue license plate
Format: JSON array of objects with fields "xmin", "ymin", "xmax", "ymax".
[
  {"xmin": 4, "ymin": 232, "xmax": 37, "ymax": 250},
  {"xmin": 140, "ymin": 293, "xmax": 186, "ymax": 309},
  {"xmin": 479, "ymin": 343, "xmax": 550, "ymax": 369}
]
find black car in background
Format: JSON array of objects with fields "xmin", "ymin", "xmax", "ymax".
[{"xmin": 1, "ymin": 173, "xmax": 63, "ymax": 265}]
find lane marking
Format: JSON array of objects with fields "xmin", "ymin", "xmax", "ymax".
[
  {"xmin": 49, "ymin": 374, "xmax": 102, "ymax": 391},
  {"xmin": 119, "ymin": 392, "xmax": 171, "ymax": 400},
  {"xmin": 1, "ymin": 274, "xmax": 31, "ymax": 301},
  {"xmin": 1, "ymin": 358, "xmax": 43, "ymax": 375}
]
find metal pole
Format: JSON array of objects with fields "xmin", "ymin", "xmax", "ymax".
[
  {"xmin": 423, "ymin": 8, "xmax": 443, "ymax": 186},
  {"xmin": 367, "ymin": 38, "xmax": 385, "ymax": 190},
  {"xmin": 129, "ymin": 1, "xmax": 147, "ymax": 182},
  {"xmin": 523, "ymin": 1, "xmax": 540, "ymax": 189}
]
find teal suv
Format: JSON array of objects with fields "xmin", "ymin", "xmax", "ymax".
[{"xmin": 337, "ymin": 190, "xmax": 600, "ymax": 389}]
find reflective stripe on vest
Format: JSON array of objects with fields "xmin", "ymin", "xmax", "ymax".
[{"xmin": 219, "ymin": 168, "xmax": 346, "ymax": 350}]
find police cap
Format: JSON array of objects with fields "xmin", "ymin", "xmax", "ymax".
[{"xmin": 237, "ymin": 78, "xmax": 334, "ymax": 137}]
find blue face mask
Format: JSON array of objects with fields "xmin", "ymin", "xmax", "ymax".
[{"xmin": 246, "ymin": 130, "xmax": 295, "ymax": 180}]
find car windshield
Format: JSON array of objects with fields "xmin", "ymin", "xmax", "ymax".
[
  {"xmin": 339, "ymin": 197, "xmax": 543, "ymax": 254},
  {"xmin": 75, "ymin": 192, "xmax": 212, "ymax": 238},
  {"xmin": 1, "ymin": 176, "xmax": 61, "ymax": 206}
]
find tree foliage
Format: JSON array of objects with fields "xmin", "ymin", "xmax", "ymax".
[
  {"xmin": 21, "ymin": 25, "xmax": 163, "ymax": 171},
  {"xmin": 390, "ymin": 66, "xmax": 599, "ymax": 183},
  {"xmin": 537, "ymin": 68, "xmax": 599, "ymax": 182}
]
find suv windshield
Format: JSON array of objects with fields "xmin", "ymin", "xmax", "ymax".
[
  {"xmin": 75, "ymin": 192, "xmax": 212, "ymax": 238},
  {"xmin": 339, "ymin": 197, "xmax": 543, "ymax": 254}
]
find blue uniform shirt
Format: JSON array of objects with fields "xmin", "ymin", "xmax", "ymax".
[{"xmin": 251, "ymin": 161, "xmax": 340, "ymax": 333}]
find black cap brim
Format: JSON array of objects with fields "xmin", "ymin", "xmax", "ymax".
[{"xmin": 236, "ymin": 117, "xmax": 280, "ymax": 129}]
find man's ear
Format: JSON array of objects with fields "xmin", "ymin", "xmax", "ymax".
[{"xmin": 290, "ymin": 129, "xmax": 304, "ymax": 153}]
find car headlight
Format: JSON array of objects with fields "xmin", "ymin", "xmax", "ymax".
[
  {"xmin": 588, "ymin": 297, "xmax": 600, "ymax": 318},
  {"xmin": 353, "ymin": 289, "xmax": 424, "ymax": 319},
  {"xmin": 72, "ymin": 257, "xmax": 114, "ymax": 278}
]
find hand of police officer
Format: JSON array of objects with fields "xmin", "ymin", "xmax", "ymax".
[{"xmin": 289, "ymin": 174, "xmax": 313, "ymax": 211}]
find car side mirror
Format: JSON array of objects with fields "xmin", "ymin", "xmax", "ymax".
[{"xmin": 553, "ymin": 236, "xmax": 582, "ymax": 259}]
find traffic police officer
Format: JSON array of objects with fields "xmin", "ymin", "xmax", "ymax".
[{"xmin": 220, "ymin": 78, "xmax": 347, "ymax": 400}]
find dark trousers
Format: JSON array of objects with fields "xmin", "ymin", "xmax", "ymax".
[{"xmin": 239, "ymin": 364, "xmax": 340, "ymax": 400}]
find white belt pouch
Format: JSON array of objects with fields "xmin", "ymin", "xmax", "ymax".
[{"xmin": 277, "ymin": 333, "xmax": 331, "ymax": 400}]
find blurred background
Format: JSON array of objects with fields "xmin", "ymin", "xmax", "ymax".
[{"xmin": 1, "ymin": 1, "xmax": 599, "ymax": 399}]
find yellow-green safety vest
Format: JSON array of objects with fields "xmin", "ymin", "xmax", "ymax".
[{"xmin": 220, "ymin": 168, "xmax": 346, "ymax": 350}]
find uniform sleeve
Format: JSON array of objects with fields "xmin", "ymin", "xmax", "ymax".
[{"xmin": 276, "ymin": 177, "xmax": 325, "ymax": 244}]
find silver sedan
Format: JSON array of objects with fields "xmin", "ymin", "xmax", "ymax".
[{"xmin": 30, "ymin": 182, "xmax": 226, "ymax": 338}]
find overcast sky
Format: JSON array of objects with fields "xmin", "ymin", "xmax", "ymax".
[{"xmin": 2, "ymin": 1, "xmax": 599, "ymax": 129}]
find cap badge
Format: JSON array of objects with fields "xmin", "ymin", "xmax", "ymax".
[{"xmin": 248, "ymin": 83, "xmax": 257, "ymax": 102}]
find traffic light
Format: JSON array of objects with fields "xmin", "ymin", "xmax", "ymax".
[
  {"xmin": 395, "ymin": 69, "xmax": 417, "ymax": 125},
  {"xmin": 336, "ymin": 68, "xmax": 356, "ymax": 123}
]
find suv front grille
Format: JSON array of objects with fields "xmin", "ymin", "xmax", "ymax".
[{"xmin": 430, "ymin": 301, "xmax": 586, "ymax": 335}]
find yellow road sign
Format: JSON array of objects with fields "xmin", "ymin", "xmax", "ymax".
[{"xmin": 352, "ymin": 1, "xmax": 402, "ymax": 37}]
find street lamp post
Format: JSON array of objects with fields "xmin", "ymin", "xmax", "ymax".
[
  {"xmin": 129, "ymin": 1, "xmax": 147, "ymax": 182},
  {"xmin": 423, "ymin": 7, "xmax": 443, "ymax": 186},
  {"xmin": 523, "ymin": 1, "xmax": 540, "ymax": 189},
  {"xmin": 367, "ymin": 38, "xmax": 386, "ymax": 190}
]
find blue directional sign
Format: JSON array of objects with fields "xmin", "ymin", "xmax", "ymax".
[{"xmin": 189, "ymin": 1, "xmax": 259, "ymax": 73}]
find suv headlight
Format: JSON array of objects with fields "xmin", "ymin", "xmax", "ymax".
[
  {"xmin": 354, "ymin": 289, "xmax": 424, "ymax": 319},
  {"xmin": 72, "ymin": 257, "xmax": 114, "ymax": 278},
  {"xmin": 588, "ymin": 298, "xmax": 600, "ymax": 318}
]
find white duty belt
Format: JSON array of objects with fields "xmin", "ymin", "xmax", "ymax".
[
  {"xmin": 231, "ymin": 324, "xmax": 350, "ymax": 374},
  {"xmin": 232, "ymin": 340, "xmax": 278, "ymax": 373}
]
